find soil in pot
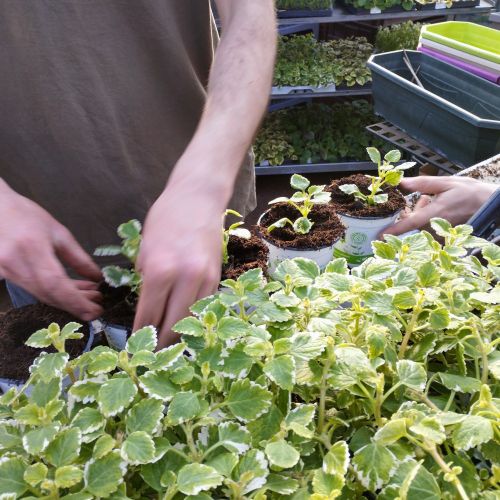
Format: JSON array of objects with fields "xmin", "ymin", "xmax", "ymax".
[
  {"xmin": 258, "ymin": 203, "xmax": 345, "ymax": 249},
  {"xmin": 465, "ymin": 161, "xmax": 500, "ymax": 184},
  {"xmin": 0, "ymin": 303, "xmax": 91, "ymax": 381},
  {"xmin": 222, "ymin": 234, "xmax": 269, "ymax": 281},
  {"xmin": 100, "ymin": 283, "xmax": 136, "ymax": 329},
  {"xmin": 327, "ymin": 173, "xmax": 406, "ymax": 217}
]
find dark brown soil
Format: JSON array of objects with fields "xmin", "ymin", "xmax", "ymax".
[
  {"xmin": 258, "ymin": 203, "xmax": 345, "ymax": 250},
  {"xmin": 0, "ymin": 303, "xmax": 91, "ymax": 381},
  {"xmin": 327, "ymin": 173, "xmax": 406, "ymax": 217},
  {"xmin": 100, "ymin": 283, "xmax": 135, "ymax": 328},
  {"xmin": 222, "ymin": 234, "xmax": 269, "ymax": 281},
  {"xmin": 464, "ymin": 161, "xmax": 500, "ymax": 184}
]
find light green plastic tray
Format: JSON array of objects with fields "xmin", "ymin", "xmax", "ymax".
[{"xmin": 421, "ymin": 22, "xmax": 500, "ymax": 65}]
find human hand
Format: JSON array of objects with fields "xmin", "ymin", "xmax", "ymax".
[
  {"xmin": 0, "ymin": 180, "xmax": 103, "ymax": 320},
  {"xmin": 133, "ymin": 178, "xmax": 223, "ymax": 348},
  {"xmin": 382, "ymin": 176, "xmax": 498, "ymax": 236}
]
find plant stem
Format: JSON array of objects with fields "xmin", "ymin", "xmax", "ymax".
[
  {"xmin": 426, "ymin": 445, "xmax": 470, "ymax": 500},
  {"xmin": 317, "ymin": 352, "xmax": 333, "ymax": 434},
  {"xmin": 398, "ymin": 293, "xmax": 423, "ymax": 359},
  {"xmin": 408, "ymin": 390, "xmax": 440, "ymax": 411},
  {"xmin": 443, "ymin": 390, "xmax": 455, "ymax": 412},
  {"xmin": 181, "ymin": 423, "xmax": 200, "ymax": 462}
]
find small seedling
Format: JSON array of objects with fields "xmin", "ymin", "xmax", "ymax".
[
  {"xmin": 94, "ymin": 220, "xmax": 143, "ymax": 293},
  {"xmin": 222, "ymin": 210, "xmax": 251, "ymax": 265},
  {"xmin": 268, "ymin": 174, "xmax": 331, "ymax": 234},
  {"xmin": 339, "ymin": 147, "xmax": 415, "ymax": 206}
]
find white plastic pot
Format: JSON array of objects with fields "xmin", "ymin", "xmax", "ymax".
[
  {"xmin": 333, "ymin": 211, "xmax": 400, "ymax": 266},
  {"xmin": 257, "ymin": 213, "xmax": 340, "ymax": 274}
]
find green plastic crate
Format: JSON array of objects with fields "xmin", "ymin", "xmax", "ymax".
[
  {"xmin": 421, "ymin": 22, "xmax": 500, "ymax": 66},
  {"xmin": 368, "ymin": 50, "xmax": 500, "ymax": 167}
]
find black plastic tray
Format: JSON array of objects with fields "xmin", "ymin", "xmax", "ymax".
[
  {"xmin": 368, "ymin": 50, "xmax": 500, "ymax": 168},
  {"xmin": 416, "ymin": 0, "xmax": 478, "ymax": 9}
]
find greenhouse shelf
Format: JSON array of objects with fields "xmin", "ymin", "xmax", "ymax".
[
  {"xmin": 276, "ymin": 0, "xmax": 493, "ymax": 24},
  {"xmin": 270, "ymin": 85, "xmax": 372, "ymax": 99},
  {"xmin": 255, "ymin": 161, "xmax": 378, "ymax": 176}
]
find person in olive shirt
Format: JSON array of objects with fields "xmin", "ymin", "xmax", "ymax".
[{"xmin": 0, "ymin": 1, "xmax": 277, "ymax": 347}]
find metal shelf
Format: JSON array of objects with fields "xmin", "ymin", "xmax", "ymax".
[
  {"xmin": 255, "ymin": 161, "xmax": 377, "ymax": 176},
  {"xmin": 270, "ymin": 85, "xmax": 372, "ymax": 99},
  {"xmin": 277, "ymin": 0, "xmax": 493, "ymax": 24}
]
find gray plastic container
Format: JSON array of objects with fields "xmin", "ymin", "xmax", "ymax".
[{"xmin": 368, "ymin": 50, "xmax": 500, "ymax": 167}]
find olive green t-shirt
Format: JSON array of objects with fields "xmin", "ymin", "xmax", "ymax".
[{"xmin": 0, "ymin": 0, "xmax": 255, "ymax": 253}]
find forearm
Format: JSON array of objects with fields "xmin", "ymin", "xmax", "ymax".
[{"xmin": 167, "ymin": 0, "xmax": 277, "ymax": 208}]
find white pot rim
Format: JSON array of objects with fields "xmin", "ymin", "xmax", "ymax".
[
  {"xmin": 336, "ymin": 209, "xmax": 402, "ymax": 221},
  {"xmin": 257, "ymin": 210, "xmax": 344, "ymax": 251}
]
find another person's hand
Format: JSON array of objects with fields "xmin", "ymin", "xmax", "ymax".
[
  {"xmin": 382, "ymin": 176, "xmax": 498, "ymax": 236},
  {"xmin": 0, "ymin": 179, "xmax": 103, "ymax": 320},
  {"xmin": 133, "ymin": 175, "xmax": 223, "ymax": 348}
]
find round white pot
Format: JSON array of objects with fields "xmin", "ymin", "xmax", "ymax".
[
  {"xmin": 257, "ymin": 213, "xmax": 340, "ymax": 274},
  {"xmin": 333, "ymin": 211, "xmax": 400, "ymax": 266}
]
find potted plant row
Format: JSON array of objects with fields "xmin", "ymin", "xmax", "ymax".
[
  {"xmin": 375, "ymin": 21, "xmax": 422, "ymax": 53},
  {"xmin": 415, "ymin": 0, "xmax": 479, "ymax": 10},
  {"xmin": 0, "ymin": 218, "xmax": 498, "ymax": 498},
  {"xmin": 272, "ymin": 35, "xmax": 373, "ymax": 95},
  {"xmin": 254, "ymin": 100, "xmax": 386, "ymax": 167},
  {"xmin": 257, "ymin": 147, "xmax": 415, "ymax": 269},
  {"xmin": 276, "ymin": 0, "xmax": 334, "ymax": 18}
]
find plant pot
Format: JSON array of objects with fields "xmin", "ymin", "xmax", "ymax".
[
  {"xmin": 222, "ymin": 234, "xmax": 269, "ymax": 281},
  {"xmin": 257, "ymin": 205, "xmax": 345, "ymax": 274},
  {"xmin": 333, "ymin": 211, "xmax": 400, "ymax": 266},
  {"xmin": 456, "ymin": 153, "xmax": 500, "ymax": 183}
]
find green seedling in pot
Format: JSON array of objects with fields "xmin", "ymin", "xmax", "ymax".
[
  {"xmin": 222, "ymin": 209, "xmax": 251, "ymax": 265},
  {"xmin": 94, "ymin": 219, "xmax": 142, "ymax": 294},
  {"xmin": 339, "ymin": 147, "xmax": 415, "ymax": 206},
  {"xmin": 268, "ymin": 174, "xmax": 331, "ymax": 235}
]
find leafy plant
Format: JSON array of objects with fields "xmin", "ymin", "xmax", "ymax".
[
  {"xmin": 276, "ymin": 0, "xmax": 332, "ymax": 9},
  {"xmin": 339, "ymin": 147, "xmax": 415, "ymax": 205},
  {"xmin": 274, "ymin": 35, "xmax": 373, "ymax": 88},
  {"xmin": 345, "ymin": 0, "xmax": 415, "ymax": 11},
  {"xmin": 0, "ymin": 219, "xmax": 498, "ymax": 499},
  {"xmin": 94, "ymin": 219, "xmax": 142, "ymax": 293},
  {"xmin": 375, "ymin": 21, "xmax": 422, "ymax": 52},
  {"xmin": 267, "ymin": 174, "xmax": 331, "ymax": 235},
  {"xmin": 223, "ymin": 210, "xmax": 251, "ymax": 265},
  {"xmin": 255, "ymin": 100, "xmax": 386, "ymax": 166}
]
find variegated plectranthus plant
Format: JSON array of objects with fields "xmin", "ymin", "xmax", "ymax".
[
  {"xmin": 268, "ymin": 174, "xmax": 331, "ymax": 235},
  {"xmin": 94, "ymin": 219, "xmax": 143, "ymax": 293},
  {"xmin": 0, "ymin": 218, "xmax": 498, "ymax": 499}
]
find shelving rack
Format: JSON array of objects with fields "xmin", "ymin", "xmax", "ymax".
[{"xmin": 252, "ymin": 0, "xmax": 497, "ymax": 176}]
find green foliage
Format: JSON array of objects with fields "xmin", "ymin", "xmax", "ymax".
[
  {"xmin": 254, "ymin": 100, "xmax": 386, "ymax": 166},
  {"xmin": 274, "ymin": 34, "xmax": 373, "ymax": 88},
  {"xmin": 339, "ymin": 147, "xmax": 415, "ymax": 206},
  {"xmin": 276, "ymin": 0, "xmax": 332, "ymax": 9},
  {"xmin": 345, "ymin": 0, "xmax": 415, "ymax": 11},
  {"xmin": 1, "ymin": 220, "xmax": 498, "ymax": 498},
  {"xmin": 375, "ymin": 21, "xmax": 423, "ymax": 52},
  {"xmin": 94, "ymin": 219, "xmax": 142, "ymax": 293},
  {"xmin": 267, "ymin": 174, "xmax": 331, "ymax": 235}
]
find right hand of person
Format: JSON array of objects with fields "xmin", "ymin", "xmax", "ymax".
[
  {"xmin": 382, "ymin": 176, "xmax": 498, "ymax": 237},
  {"xmin": 0, "ymin": 180, "xmax": 103, "ymax": 320}
]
